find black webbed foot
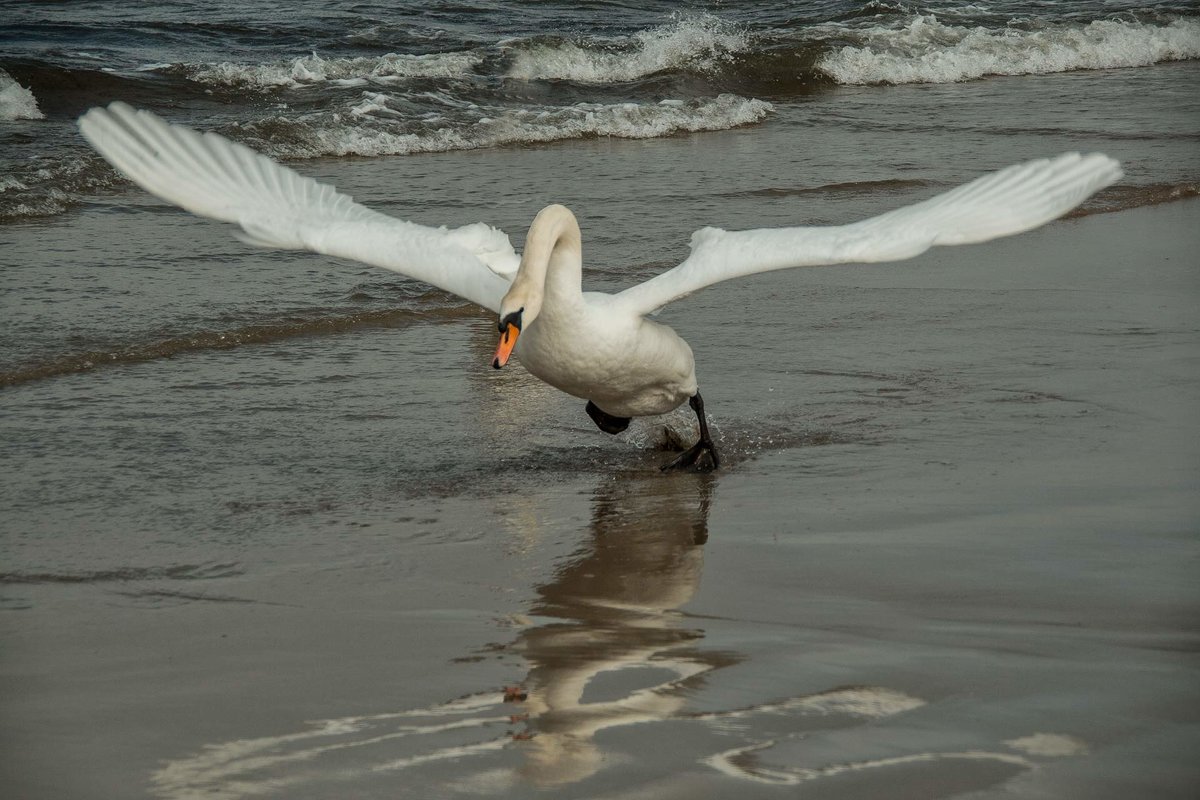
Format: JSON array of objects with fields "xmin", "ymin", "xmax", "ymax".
[
  {"xmin": 659, "ymin": 392, "xmax": 720, "ymax": 472},
  {"xmin": 586, "ymin": 401, "xmax": 630, "ymax": 435},
  {"xmin": 660, "ymin": 438, "xmax": 720, "ymax": 472}
]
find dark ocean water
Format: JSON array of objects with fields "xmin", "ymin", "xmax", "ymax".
[
  {"xmin": 2, "ymin": 0, "xmax": 1198, "ymax": 220},
  {"xmin": 1, "ymin": 2, "xmax": 1199, "ymax": 798}
]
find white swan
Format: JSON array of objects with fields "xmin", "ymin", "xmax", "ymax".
[{"xmin": 78, "ymin": 102, "xmax": 1121, "ymax": 470}]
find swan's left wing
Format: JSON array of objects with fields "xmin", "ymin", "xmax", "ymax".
[
  {"xmin": 616, "ymin": 153, "xmax": 1122, "ymax": 317},
  {"xmin": 78, "ymin": 102, "xmax": 518, "ymax": 312}
]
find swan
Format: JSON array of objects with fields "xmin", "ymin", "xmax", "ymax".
[{"xmin": 78, "ymin": 102, "xmax": 1121, "ymax": 470}]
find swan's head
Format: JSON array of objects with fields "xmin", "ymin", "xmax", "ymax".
[
  {"xmin": 493, "ymin": 204, "xmax": 577, "ymax": 368},
  {"xmin": 492, "ymin": 274, "xmax": 545, "ymax": 369},
  {"xmin": 492, "ymin": 305, "xmax": 524, "ymax": 369}
]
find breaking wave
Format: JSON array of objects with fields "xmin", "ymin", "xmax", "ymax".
[
  {"xmin": 167, "ymin": 14, "xmax": 1200, "ymax": 95},
  {"xmin": 0, "ymin": 150, "xmax": 120, "ymax": 221},
  {"xmin": 241, "ymin": 94, "xmax": 772, "ymax": 159},
  {"xmin": 0, "ymin": 68, "xmax": 44, "ymax": 120},
  {"xmin": 819, "ymin": 16, "xmax": 1200, "ymax": 85},
  {"xmin": 184, "ymin": 50, "xmax": 484, "ymax": 89},
  {"xmin": 179, "ymin": 15, "xmax": 756, "ymax": 89},
  {"xmin": 505, "ymin": 15, "xmax": 750, "ymax": 82}
]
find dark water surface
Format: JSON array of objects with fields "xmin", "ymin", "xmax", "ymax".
[
  {"xmin": 2, "ymin": 2, "xmax": 1199, "ymax": 797},
  {"xmin": 3, "ymin": 0, "xmax": 1198, "ymax": 218}
]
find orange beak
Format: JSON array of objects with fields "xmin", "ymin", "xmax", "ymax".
[{"xmin": 492, "ymin": 322, "xmax": 520, "ymax": 369}]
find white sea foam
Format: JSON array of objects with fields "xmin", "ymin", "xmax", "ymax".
[
  {"xmin": 507, "ymin": 15, "xmax": 750, "ymax": 83},
  {"xmin": 819, "ymin": 17, "xmax": 1200, "ymax": 85},
  {"xmin": 266, "ymin": 94, "xmax": 771, "ymax": 158},
  {"xmin": 188, "ymin": 50, "xmax": 482, "ymax": 89},
  {"xmin": 0, "ymin": 69, "xmax": 45, "ymax": 121}
]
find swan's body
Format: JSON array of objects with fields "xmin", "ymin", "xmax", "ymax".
[
  {"xmin": 496, "ymin": 204, "xmax": 698, "ymax": 419},
  {"xmin": 521, "ymin": 289, "xmax": 697, "ymax": 419},
  {"xmin": 78, "ymin": 102, "xmax": 1122, "ymax": 469}
]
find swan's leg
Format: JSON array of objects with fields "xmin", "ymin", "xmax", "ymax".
[
  {"xmin": 586, "ymin": 400, "xmax": 631, "ymax": 434},
  {"xmin": 661, "ymin": 393, "xmax": 720, "ymax": 472}
]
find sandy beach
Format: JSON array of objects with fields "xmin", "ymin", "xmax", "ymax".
[{"xmin": 3, "ymin": 189, "xmax": 1197, "ymax": 796}]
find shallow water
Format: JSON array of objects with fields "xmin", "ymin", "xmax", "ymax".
[
  {"xmin": 3, "ymin": 2, "xmax": 1200, "ymax": 797},
  {"xmin": 5, "ymin": 188, "xmax": 1199, "ymax": 795}
]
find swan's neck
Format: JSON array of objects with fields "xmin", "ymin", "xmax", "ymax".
[{"xmin": 506, "ymin": 204, "xmax": 583, "ymax": 322}]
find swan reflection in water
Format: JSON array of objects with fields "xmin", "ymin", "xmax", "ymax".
[
  {"xmin": 151, "ymin": 470, "xmax": 735, "ymax": 798},
  {"xmin": 152, "ymin": 470, "xmax": 1063, "ymax": 798},
  {"xmin": 505, "ymin": 470, "xmax": 730, "ymax": 787}
]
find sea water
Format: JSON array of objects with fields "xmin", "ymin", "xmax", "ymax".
[{"xmin": 2, "ymin": 2, "xmax": 1198, "ymax": 798}]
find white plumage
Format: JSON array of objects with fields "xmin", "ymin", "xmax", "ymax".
[{"xmin": 78, "ymin": 101, "xmax": 1122, "ymax": 469}]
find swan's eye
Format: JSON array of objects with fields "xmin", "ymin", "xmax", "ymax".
[{"xmin": 498, "ymin": 308, "xmax": 523, "ymax": 333}]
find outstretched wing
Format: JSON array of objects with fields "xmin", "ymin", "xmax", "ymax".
[
  {"xmin": 78, "ymin": 102, "xmax": 519, "ymax": 312},
  {"xmin": 616, "ymin": 153, "xmax": 1122, "ymax": 316}
]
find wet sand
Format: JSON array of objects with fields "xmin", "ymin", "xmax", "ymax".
[{"xmin": 2, "ymin": 193, "xmax": 1197, "ymax": 797}]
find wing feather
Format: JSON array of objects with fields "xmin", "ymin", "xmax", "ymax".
[
  {"xmin": 617, "ymin": 153, "xmax": 1122, "ymax": 316},
  {"xmin": 78, "ymin": 102, "xmax": 516, "ymax": 312}
]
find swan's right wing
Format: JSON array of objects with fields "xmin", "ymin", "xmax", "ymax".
[
  {"xmin": 617, "ymin": 153, "xmax": 1122, "ymax": 316},
  {"xmin": 78, "ymin": 102, "xmax": 518, "ymax": 312}
]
